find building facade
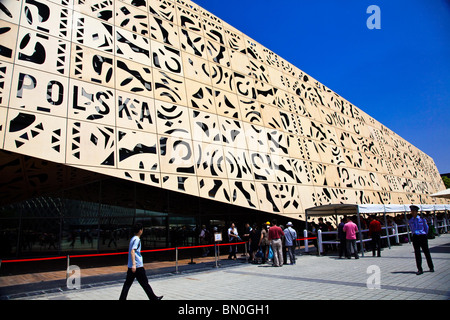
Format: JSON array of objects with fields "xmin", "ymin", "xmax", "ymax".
[{"xmin": 0, "ymin": 0, "xmax": 447, "ymax": 258}]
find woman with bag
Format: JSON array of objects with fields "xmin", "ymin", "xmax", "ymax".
[
  {"xmin": 260, "ymin": 222, "xmax": 270, "ymax": 264},
  {"xmin": 249, "ymin": 224, "xmax": 261, "ymax": 263}
]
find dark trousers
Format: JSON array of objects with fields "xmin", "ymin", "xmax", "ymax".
[
  {"xmin": 412, "ymin": 234, "xmax": 434, "ymax": 272},
  {"xmin": 119, "ymin": 267, "xmax": 158, "ymax": 300},
  {"xmin": 371, "ymin": 232, "xmax": 382, "ymax": 256},
  {"xmin": 338, "ymin": 239, "xmax": 347, "ymax": 257}
]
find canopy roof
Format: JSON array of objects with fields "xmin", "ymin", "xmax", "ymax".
[
  {"xmin": 430, "ymin": 188, "xmax": 450, "ymax": 199},
  {"xmin": 305, "ymin": 203, "xmax": 450, "ymax": 217}
]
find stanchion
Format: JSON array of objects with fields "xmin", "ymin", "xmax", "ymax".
[
  {"xmin": 303, "ymin": 230, "xmax": 309, "ymax": 253},
  {"xmin": 317, "ymin": 230, "xmax": 323, "ymax": 256},
  {"xmin": 175, "ymin": 247, "xmax": 179, "ymax": 274}
]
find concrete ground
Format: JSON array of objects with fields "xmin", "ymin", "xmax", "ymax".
[{"xmin": 1, "ymin": 234, "xmax": 448, "ymax": 303}]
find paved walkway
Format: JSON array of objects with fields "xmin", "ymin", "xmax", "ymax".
[{"xmin": 1, "ymin": 234, "xmax": 449, "ymax": 301}]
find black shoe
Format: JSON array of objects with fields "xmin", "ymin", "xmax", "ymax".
[
  {"xmin": 416, "ymin": 270, "xmax": 423, "ymax": 275},
  {"xmin": 429, "ymin": 268, "xmax": 434, "ymax": 272}
]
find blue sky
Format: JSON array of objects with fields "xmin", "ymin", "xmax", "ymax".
[{"xmin": 194, "ymin": 0, "xmax": 450, "ymax": 174}]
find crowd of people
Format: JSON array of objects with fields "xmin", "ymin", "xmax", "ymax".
[{"xmin": 196, "ymin": 210, "xmax": 446, "ymax": 267}]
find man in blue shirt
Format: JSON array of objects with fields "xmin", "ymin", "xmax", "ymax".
[
  {"xmin": 408, "ymin": 205, "xmax": 434, "ymax": 275},
  {"xmin": 119, "ymin": 223, "xmax": 163, "ymax": 300}
]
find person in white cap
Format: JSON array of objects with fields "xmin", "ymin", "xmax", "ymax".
[{"xmin": 284, "ymin": 222, "xmax": 298, "ymax": 265}]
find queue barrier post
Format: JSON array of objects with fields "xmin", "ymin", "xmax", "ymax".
[
  {"xmin": 175, "ymin": 247, "xmax": 179, "ymax": 274},
  {"xmin": 303, "ymin": 230, "xmax": 309, "ymax": 253},
  {"xmin": 317, "ymin": 229, "xmax": 323, "ymax": 255}
]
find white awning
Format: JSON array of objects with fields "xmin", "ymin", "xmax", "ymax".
[
  {"xmin": 430, "ymin": 188, "xmax": 450, "ymax": 199},
  {"xmin": 305, "ymin": 203, "xmax": 450, "ymax": 216}
]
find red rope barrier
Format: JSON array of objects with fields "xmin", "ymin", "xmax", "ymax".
[
  {"xmin": 1, "ymin": 238, "xmax": 317, "ymax": 264},
  {"xmin": 1, "ymin": 256, "xmax": 66, "ymax": 263}
]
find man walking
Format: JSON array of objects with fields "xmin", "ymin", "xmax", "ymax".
[
  {"xmin": 343, "ymin": 217, "xmax": 359, "ymax": 259},
  {"xmin": 268, "ymin": 219, "xmax": 284, "ymax": 267},
  {"xmin": 408, "ymin": 205, "xmax": 434, "ymax": 275},
  {"xmin": 119, "ymin": 223, "xmax": 163, "ymax": 300}
]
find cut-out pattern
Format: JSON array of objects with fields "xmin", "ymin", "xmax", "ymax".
[{"xmin": 0, "ymin": 0, "xmax": 446, "ymax": 218}]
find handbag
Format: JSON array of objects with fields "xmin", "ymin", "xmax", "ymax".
[
  {"xmin": 255, "ymin": 246, "xmax": 263, "ymax": 258},
  {"xmin": 268, "ymin": 246, "xmax": 274, "ymax": 260}
]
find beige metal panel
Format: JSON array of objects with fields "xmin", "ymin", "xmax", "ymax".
[
  {"xmin": 68, "ymin": 78, "xmax": 115, "ymax": 126},
  {"xmin": 223, "ymin": 146, "xmax": 253, "ymax": 181},
  {"xmin": 115, "ymin": 90, "xmax": 158, "ymax": 133},
  {"xmin": 20, "ymin": 0, "xmax": 73, "ymax": 41},
  {"xmin": 197, "ymin": 176, "xmax": 231, "ymax": 204},
  {"xmin": 0, "ymin": 20, "xmax": 18, "ymax": 64},
  {"xmin": 242, "ymin": 122, "xmax": 270, "ymax": 154},
  {"xmin": 73, "ymin": 0, "xmax": 114, "ymax": 23},
  {"xmin": 149, "ymin": 0, "xmax": 176, "ymax": 23},
  {"xmin": 185, "ymin": 78, "xmax": 216, "ymax": 113},
  {"xmin": 250, "ymin": 151, "xmax": 277, "ymax": 183},
  {"xmin": 116, "ymin": 27, "xmax": 152, "ymax": 65},
  {"xmin": 161, "ymin": 173, "xmax": 200, "ymax": 197},
  {"xmin": 209, "ymin": 64, "xmax": 236, "ymax": 93},
  {"xmin": 70, "ymin": 44, "xmax": 115, "ymax": 88},
  {"xmin": 155, "ymin": 100, "xmax": 191, "ymax": 139},
  {"xmin": 177, "ymin": 5, "xmax": 203, "ymax": 35},
  {"xmin": 5, "ymin": 109, "xmax": 66, "ymax": 163},
  {"xmin": 214, "ymin": 88, "xmax": 241, "ymax": 120},
  {"xmin": 10, "ymin": 65, "xmax": 69, "ymax": 117},
  {"xmin": 218, "ymin": 115, "xmax": 247, "ymax": 149},
  {"xmin": 158, "ymin": 134, "xmax": 196, "ymax": 176},
  {"xmin": 15, "ymin": 28, "xmax": 71, "ymax": 77},
  {"xmin": 189, "ymin": 108, "xmax": 221, "ymax": 144},
  {"xmin": 90, "ymin": 166, "xmax": 162, "ymax": 188},
  {"xmin": 0, "ymin": 61, "xmax": 13, "ymax": 107},
  {"xmin": 223, "ymin": 23, "xmax": 246, "ymax": 55},
  {"xmin": 152, "ymin": 68, "xmax": 186, "ymax": 105},
  {"xmin": 66, "ymin": 119, "xmax": 115, "ymax": 167},
  {"xmin": 205, "ymin": 38, "xmax": 230, "ymax": 68},
  {"xmin": 116, "ymin": 128, "xmax": 159, "ymax": 173},
  {"xmin": 151, "ymin": 40, "xmax": 183, "ymax": 75},
  {"xmin": 228, "ymin": 179, "xmax": 259, "ymax": 210},
  {"xmin": 255, "ymin": 181, "xmax": 282, "ymax": 214},
  {"xmin": 260, "ymin": 103, "xmax": 283, "ymax": 131},
  {"xmin": 192, "ymin": 140, "xmax": 228, "ymax": 179},
  {"xmin": 0, "ymin": 107, "xmax": 7, "ymax": 147},
  {"xmin": 149, "ymin": 14, "xmax": 180, "ymax": 48},
  {"xmin": 238, "ymin": 97, "xmax": 263, "ymax": 125},
  {"xmin": 229, "ymin": 49, "xmax": 250, "ymax": 76},
  {"xmin": 115, "ymin": 1, "xmax": 149, "ymax": 36},
  {"xmin": 181, "ymin": 51, "xmax": 211, "ymax": 84}
]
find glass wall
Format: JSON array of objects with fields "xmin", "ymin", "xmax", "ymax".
[{"xmin": 0, "ymin": 171, "xmax": 280, "ymax": 260}]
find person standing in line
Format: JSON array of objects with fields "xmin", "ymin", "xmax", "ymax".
[
  {"xmin": 284, "ymin": 222, "xmax": 297, "ymax": 265},
  {"xmin": 249, "ymin": 224, "xmax": 261, "ymax": 263},
  {"xmin": 227, "ymin": 222, "xmax": 239, "ymax": 260},
  {"xmin": 268, "ymin": 219, "xmax": 284, "ymax": 267},
  {"xmin": 119, "ymin": 223, "xmax": 163, "ymax": 300},
  {"xmin": 199, "ymin": 225, "xmax": 210, "ymax": 257},
  {"xmin": 408, "ymin": 205, "xmax": 434, "ymax": 275},
  {"xmin": 337, "ymin": 216, "xmax": 347, "ymax": 259},
  {"xmin": 343, "ymin": 217, "xmax": 359, "ymax": 259},
  {"xmin": 260, "ymin": 222, "xmax": 270, "ymax": 264},
  {"xmin": 368, "ymin": 215, "xmax": 382, "ymax": 257}
]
